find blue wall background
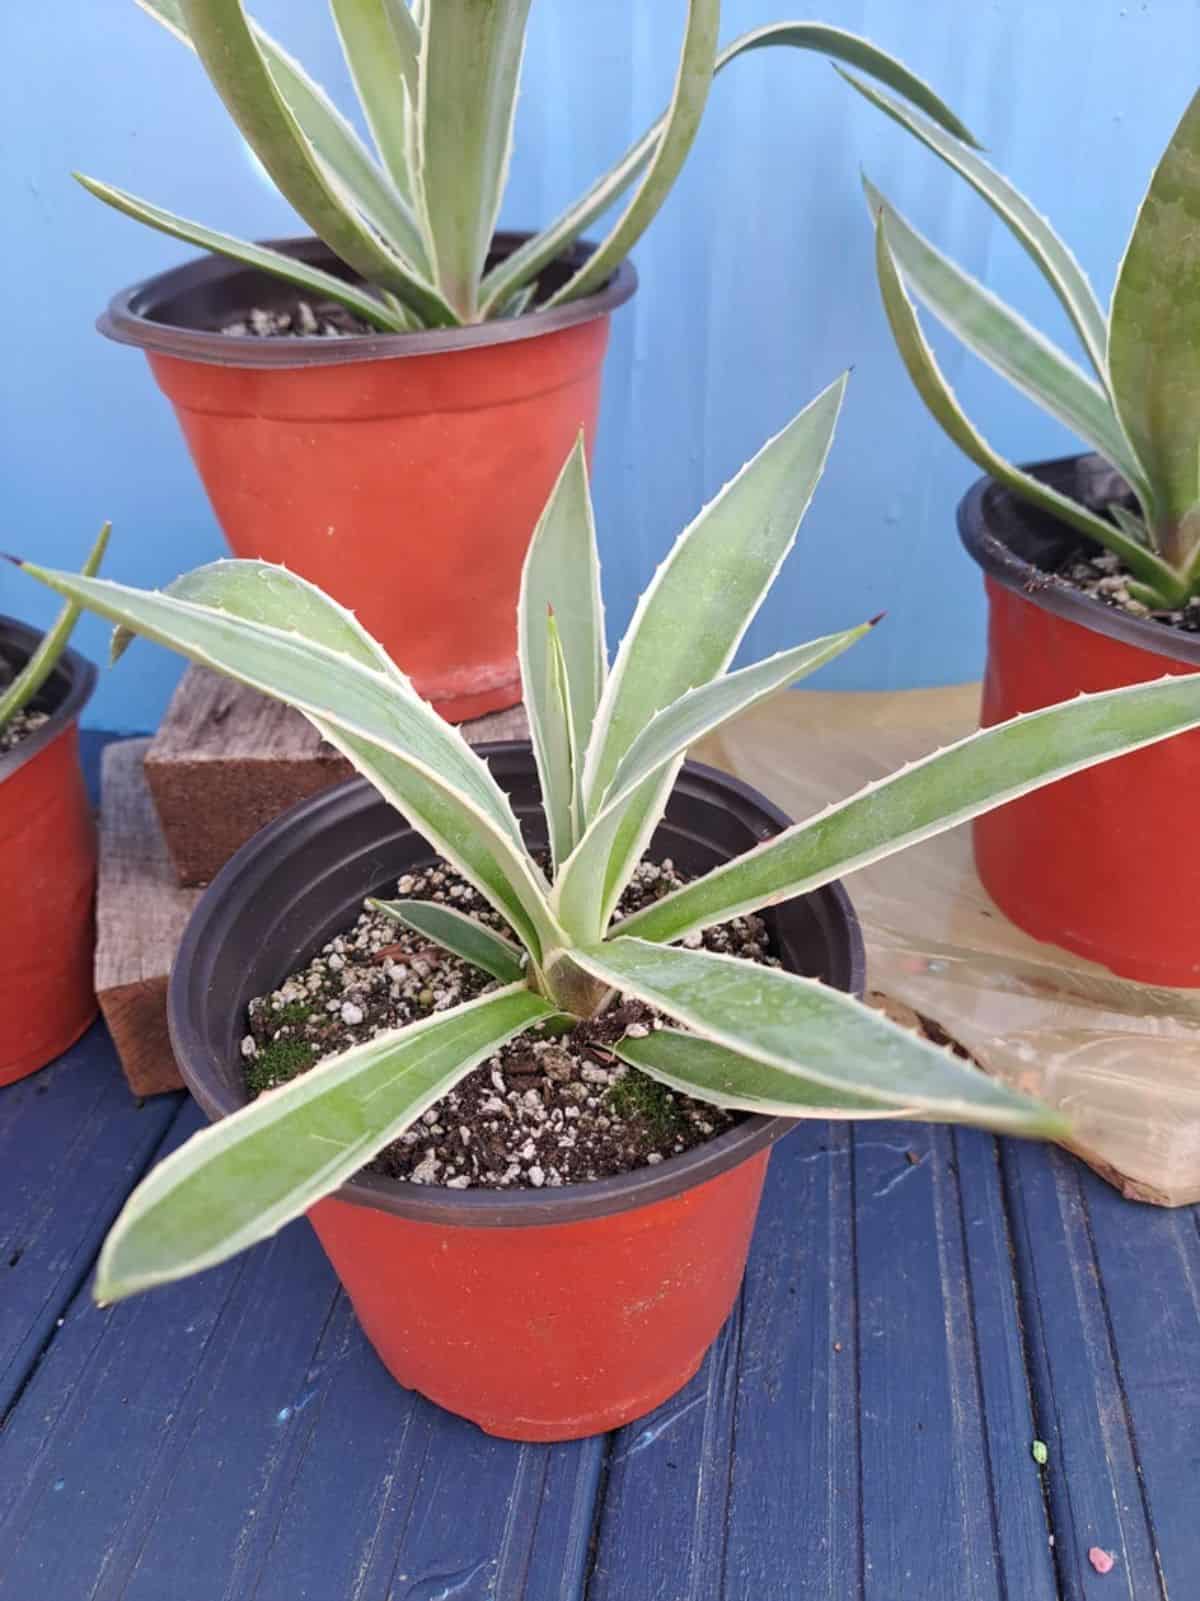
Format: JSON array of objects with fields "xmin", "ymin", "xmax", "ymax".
[{"xmin": 2, "ymin": 0, "xmax": 1196, "ymax": 731}]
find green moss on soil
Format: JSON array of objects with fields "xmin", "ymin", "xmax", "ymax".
[
  {"xmin": 605, "ymin": 1068, "xmax": 683, "ymax": 1137},
  {"xmin": 269, "ymin": 1000, "xmax": 316, "ymax": 1028},
  {"xmin": 245, "ymin": 1037, "xmax": 317, "ymax": 1097}
]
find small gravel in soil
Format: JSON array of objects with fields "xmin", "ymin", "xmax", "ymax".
[
  {"xmin": 222, "ymin": 300, "xmax": 373, "ymax": 339},
  {"xmin": 243, "ymin": 857, "xmax": 778, "ymax": 1191},
  {"xmin": 1056, "ymin": 544, "xmax": 1200, "ymax": 632},
  {"xmin": 0, "ymin": 708, "xmax": 49, "ymax": 754}
]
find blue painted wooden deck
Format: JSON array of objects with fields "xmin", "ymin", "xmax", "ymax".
[{"xmin": 1, "ymin": 737, "xmax": 1196, "ymax": 1600}]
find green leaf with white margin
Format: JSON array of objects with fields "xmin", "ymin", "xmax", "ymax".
[
  {"xmin": 546, "ymin": 613, "xmax": 579, "ymax": 837},
  {"xmin": 555, "ymin": 377, "xmax": 846, "ymax": 943},
  {"xmin": 576, "ymin": 940, "xmax": 1066, "ymax": 1135},
  {"xmin": 330, "ymin": 0, "xmax": 421, "ymax": 211},
  {"xmin": 530, "ymin": 612, "xmax": 576, "ymax": 872},
  {"xmin": 384, "ymin": 0, "xmax": 420, "ymax": 86},
  {"xmin": 17, "ymin": 559, "xmax": 566, "ymax": 962},
  {"xmin": 617, "ymin": 668, "xmax": 1200, "ymax": 950},
  {"xmin": 483, "ymin": 20, "xmax": 978, "ymax": 317},
  {"xmin": 584, "ymin": 376, "xmax": 847, "ymax": 807},
  {"xmin": 496, "ymin": 283, "xmax": 538, "ymax": 320},
  {"xmin": 873, "ymin": 213, "xmax": 1187, "ymax": 605},
  {"xmin": 558, "ymin": 623, "xmax": 875, "ymax": 944},
  {"xmin": 94, "ymin": 985, "xmax": 552, "ymax": 1302},
  {"xmin": 109, "ymin": 555, "xmax": 403, "ymax": 675},
  {"xmin": 1106, "ymin": 506, "xmax": 1180, "ymax": 609},
  {"xmin": 616, "ymin": 1028, "xmax": 911, "ymax": 1119},
  {"xmin": 1108, "ymin": 503, "xmax": 1150, "ymax": 547},
  {"xmin": 544, "ymin": 0, "xmax": 719, "ymax": 310},
  {"xmin": 417, "ymin": 0, "xmax": 534, "ymax": 321},
  {"xmin": 518, "ymin": 436, "xmax": 606, "ymax": 869},
  {"xmin": 863, "ymin": 177, "xmax": 1154, "ymax": 517},
  {"xmin": 478, "ymin": 125, "xmax": 657, "ymax": 319},
  {"xmin": 176, "ymin": 0, "xmax": 455, "ymax": 323},
  {"xmin": 717, "ymin": 22, "xmax": 975, "ymax": 140},
  {"xmin": 135, "ymin": 0, "xmax": 427, "ymax": 264},
  {"xmin": 368, "ymin": 897, "xmax": 526, "ymax": 983},
  {"xmin": 74, "ymin": 178, "xmax": 411, "ymax": 333},
  {"xmin": 0, "ymin": 523, "xmax": 110, "ymax": 735},
  {"xmin": 600, "ymin": 622, "xmax": 875, "ymax": 812},
  {"xmin": 843, "ymin": 73, "xmax": 1110, "ymax": 384},
  {"xmin": 1109, "ymin": 87, "xmax": 1200, "ymax": 567}
]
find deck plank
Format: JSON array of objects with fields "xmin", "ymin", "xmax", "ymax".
[
  {"xmin": 721, "ymin": 1123, "xmax": 864, "ymax": 1600},
  {"xmin": 0, "ymin": 733, "xmax": 182, "ymax": 1414},
  {"xmin": 0, "ymin": 1024, "xmax": 181, "ymax": 1421},
  {"xmin": 244, "ymin": 1300, "xmax": 605, "ymax": 1601},
  {"xmin": 588, "ymin": 1303, "xmax": 742, "ymax": 1601},
  {"xmin": 587, "ymin": 1123, "xmax": 863, "ymax": 1601},
  {"xmin": 589, "ymin": 1122, "xmax": 1059, "ymax": 1601},
  {"xmin": 856, "ymin": 1123, "xmax": 1006, "ymax": 1600},
  {"xmin": 1005, "ymin": 1142, "xmax": 1197, "ymax": 1601},
  {"xmin": 0, "ymin": 1094, "xmax": 604, "ymax": 1601},
  {"xmin": 1084, "ymin": 1181, "xmax": 1200, "ymax": 1591}
]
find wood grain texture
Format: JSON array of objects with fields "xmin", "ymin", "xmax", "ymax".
[
  {"xmin": 0, "ymin": 1023, "xmax": 181, "ymax": 1421},
  {"xmin": 0, "ymin": 736, "xmax": 183, "ymax": 1416},
  {"xmin": 96, "ymin": 738, "xmax": 201, "ymax": 1096},
  {"xmin": 1004, "ymin": 1141, "xmax": 1197, "ymax": 1600},
  {"xmin": 0, "ymin": 1094, "xmax": 605, "ymax": 1601},
  {"xmin": 591, "ymin": 1122, "xmax": 1060, "ymax": 1600},
  {"xmin": 144, "ymin": 667, "xmax": 530, "ymax": 886}
]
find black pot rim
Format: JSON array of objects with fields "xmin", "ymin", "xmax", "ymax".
[
  {"xmin": 98, "ymin": 231, "xmax": 638, "ymax": 371},
  {"xmin": 0, "ymin": 615, "xmax": 96, "ymax": 786},
  {"xmin": 957, "ymin": 454, "xmax": 1200, "ymax": 667},
  {"xmin": 168, "ymin": 744, "xmax": 866, "ymax": 1230}
]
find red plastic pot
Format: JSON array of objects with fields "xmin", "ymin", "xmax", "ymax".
[
  {"xmin": 306, "ymin": 1143, "xmax": 769, "ymax": 1441},
  {"xmin": 959, "ymin": 455, "xmax": 1200, "ymax": 987},
  {"xmin": 169, "ymin": 745, "xmax": 864, "ymax": 1440},
  {"xmin": 0, "ymin": 617, "xmax": 98, "ymax": 1085},
  {"xmin": 97, "ymin": 236, "xmax": 636, "ymax": 723}
]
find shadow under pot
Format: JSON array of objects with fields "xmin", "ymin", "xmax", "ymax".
[
  {"xmin": 97, "ymin": 235, "xmax": 636, "ymax": 724},
  {"xmin": 168, "ymin": 744, "xmax": 864, "ymax": 1443},
  {"xmin": 959, "ymin": 453, "xmax": 1200, "ymax": 987},
  {"xmin": 0, "ymin": 616, "xmax": 98, "ymax": 1085}
]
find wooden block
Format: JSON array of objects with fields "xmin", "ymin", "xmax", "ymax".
[
  {"xmin": 96, "ymin": 738, "xmax": 201, "ymax": 1095},
  {"xmin": 144, "ymin": 665, "xmax": 529, "ymax": 887}
]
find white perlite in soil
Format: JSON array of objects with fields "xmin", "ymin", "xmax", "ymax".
[
  {"xmin": 222, "ymin": 300, "xmax": 371, "ymax": 339},
  {"xmin": 242, "ymin": 858, "xmax": 780, "ymax": 1191},
  {"xmin": 0, "ymin": 708, "xmax": 49, "ymax": 755},
  {"xmin": 1060, "ymin": 546, "xmax": 1200, "ymax": 632}
]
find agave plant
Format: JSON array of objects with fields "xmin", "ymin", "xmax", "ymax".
[
  {"xmin": 0, "ymin": 525, "xmax": 110, "ymax": 744},
  {"xmin": 79, "ymin": 0, "xmax": 976, "ymax": 332},
  {"xmin": 18, "ymin": 380, "xmax": 1200, "ymax": 1302},
  {"xmin": 845, "ymin": 73, "xmax": 1200, "ymax": 610}
]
